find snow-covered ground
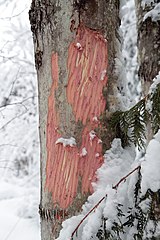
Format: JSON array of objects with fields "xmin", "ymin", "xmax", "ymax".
[{"xmin": 0, "ymin": 181, "xmax": 40, "ymax": 240}]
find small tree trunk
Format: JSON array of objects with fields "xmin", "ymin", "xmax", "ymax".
[
  {"xmin": 135, "ymin": 0, "xmax": 160, "ymax": 142},
  {"xmin": 135, "ymin": 0, "xmax": 160, "ymax": 229},
  {"xmin": 29, "ymin": 0, "xmax": 120, "ymax": 239}
]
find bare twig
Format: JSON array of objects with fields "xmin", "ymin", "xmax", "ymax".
[
  {"xmin": 3, "ymin": 218, "xmax": 21, "ymax": 240},
  {"xmin": 0, "ymin": 7, "xmax": 27, "ymax": 20},
  {"xmin": 112, "ymin": 165, "xmax": 141, "ymax": 190},
  {"xmin": 0, "ymin": 54, "xmax": 34, "ymax": 67},
  {"xmin": 7, "ymin": 68, "xmax": 20, "ymax": 101},
  {"xmin": 0, "ymin": 144, "xmax": 26, "ymax": 151},
  {"xmin": 70, "ymin": 196, "xmax": 106, "ymax": 240},
  {"xmin": 0, "ymin": 109, "xmax": 28, "ymax": 131},
  {"xmin": 0, "ymin": 96, "xmax": 37, "ymax": 112}
]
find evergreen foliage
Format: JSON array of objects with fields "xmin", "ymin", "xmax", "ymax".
[
  {"xmin": 95, "ymin": 168, "xmax": 160, "ymax": 240},
  {"xmin": 150, "ymin": 84, "xmax": 160, "ymax": 134},
  {"xmin": 109, "ymin": 84, "xmax": 160, "ymax": 149}
]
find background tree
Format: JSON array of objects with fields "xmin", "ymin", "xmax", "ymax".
[
  {"xmin": 135, "ymin": 0, "xmax": 160, "ymax": 238},
  {"xmin": 135, "ymin": 0, "xmax": 160, "ymax": 141},
  {"xmin": 0, "ymin": 0, "xmax": 40, "ymax": 239}
]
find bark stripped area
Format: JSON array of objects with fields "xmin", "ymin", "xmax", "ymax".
[
  {"xmin": 46, "ymin": 25, "xmax": 108, "ymax": 210},
  {"xmin": 67, "ymin": 25, "xmax": 108, "ymax": 124}
]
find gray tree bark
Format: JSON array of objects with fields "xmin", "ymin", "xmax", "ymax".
[
  {"xmin": 135, "ymin": 0, "xmax": 160, "ymax": 231},
  {"xmin": 135, "ymin": 0, "xmax": 160, "ymax": 141},
  {"xmin": 29, "ymin": 1, "xmax": 121, "ymax": 239},
  {"xmin": 135, "ymin": 0, "xmax": 160, "ymax": 96}
]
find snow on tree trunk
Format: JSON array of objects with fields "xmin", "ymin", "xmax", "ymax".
[
  {"xmin": 29, "ymin": 0, "xmax": 120, "ymax": 239},
  {"xmin": 135, "ymin": 0, "xmax": 160, "ymax": 142},
  {"xmin": 135, "ymin": 0, "xmax": 160, "ymax": 228},
  {"xmin": 135, "ymin": 0, "xmax": 160, "ymax": 96}
]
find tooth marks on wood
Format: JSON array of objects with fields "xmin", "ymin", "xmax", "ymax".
[{"xmin": 39, "ymin": 205, "xmax": 68, "ymax": 221}]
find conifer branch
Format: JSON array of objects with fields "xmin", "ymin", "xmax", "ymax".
[
  {"xmin": 70, "ymin": 165, "xmax": 141, "ymax": 240},
  {"xmin": 109, "ymin": 84, "xmax": 160, "ymax": 149}
]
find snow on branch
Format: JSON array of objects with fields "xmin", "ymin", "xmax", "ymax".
[
  {"xmin": 143, "ymin": 3, "xmax": 160, "ymax": 21},
  {"xmin": 70, "ymin": 165, "xmax": 141, "ymax": 240},
  {"xmin": 141, "ymin": 0, "xmax": 155, "ymax": 9}
]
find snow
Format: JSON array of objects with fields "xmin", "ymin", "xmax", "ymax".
[
  {"xmin": 57, "ymin": 139, "xmax": 136, "ymax": 240},
  {"xmin": 95, "ymin": 153, "xmax": 100, "ymax": 158},
  {"xmin": 92, "ymin": 116, "xmax": 98, "ymax": 122},
  {"xmin": 141, "ymin": 130, "xmax": 160, "ymax": 195},
  {"xmin": 141, "ymin": 0, "xmax": 154, "ymax": 8},
  {"xmin": 89, "ymin": 130, "xmax": 96, "ymax": 140},
  {"xmin": 56, "ymin": 1, "xmax": 160, "ymax": 239},
  {"xmin": 0, "ymin": 0, "xmax": 40, "ymax": 239},
  {"xmin": 100, "ymin": 70, "xmax": 107, "ymax": 81},
  {"xmin": 80, "ymin": 147, "xmax": 87, "ymax": 157},
  {"xmin": 55, "ymin": 137, "xmax": 76, "ymax": 147},
  {"xmin": 143, "ymin": 3, "xmax": 160, "ymax": 21},
  {"xmin": 1, "ymin": 0, "xmax": 160, "ymax": 239},
  {"xmin": 120, "ymin": 0, "xmax": 140, "ymax": 103},
  {"xmin": 0, "ymin": 180, "xmax": 40, "ymax": 240},
  {"xmin": 57, "ymin": 129, "xmax": 160, "ymax": 239},
  {"xmin": 98, "ymin": 139, "xmax": 102, "ymax": 144},
  {"xmin": 148, "ymin": 71, "xmax": 160, "ymax": 94},
  {"xmin": 146, "ymin": 72, "xmax": 160, "ymax": 112},
  {"xmin": 75, "ymin": 42, "xmax": 82, "ymax": 50}
]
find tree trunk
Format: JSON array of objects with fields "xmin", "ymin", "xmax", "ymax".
[
  {"xmin": 29, "ymin": 1, "xmax": 120, "ymax": 239},
  {"xmin": 135, "ymin": 0, "xmax": 160, "ymax": 141},
  {"xmin": 135, "ymin": 0, "xmax": 160, "ymax": 230}
]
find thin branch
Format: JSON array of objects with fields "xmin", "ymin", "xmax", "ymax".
[
  {"xmin": 70, "ymin": 196, "xmax": 106, "ymax": 240},
  {"xmin": 70, "ymin": 165, "xmax": 141, "ymax": 239},
  {"xmin": 112, "ymin": 165, "xmax": 141, "ymax": 190},
  {"xmin": 0, "ymin": 7, "xmax": 28, "ymax": 20},
  {"xmin": 0, "ymin": 144, "xmax": 26, "ymax": 151},
  {"xmin": 0, "ymin": 166, "xmax": 14, "ymax": 171},
  {"xmin": 0, "ymin": 68, "xmax": 21, "ymax": 107},
  {"xmin": 0, "ymin": 109, "xmax": 28, "ymax": 131},
  {"xmin": 3, "ymin": 218, "xmax": 21, "ymax": 240},
  {"xmin": 21, "ymin": 172, "xmax": 39, "ymax": 187},
  {"xmin": 9, "ymin": 68, "xmax": 20, "ymax": 98},
  {"xmin": 0, "ymin": 96, "xmax": 37, "ymax": 111},
  {"xmin": 0, "ymin": 31, "xmax": 30, "ymax": 53},
  {"xmin": 0, "ymin": 54, "xmax": 35, "ymax": 67}
]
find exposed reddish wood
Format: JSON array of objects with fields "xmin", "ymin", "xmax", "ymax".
[
  {"xmin": 46, "ymin": 25, "xmax": 108, "ymax": 210},
  {"xmin": 67, "ymin": 25, "xmax": 108, "ymax": 125}
]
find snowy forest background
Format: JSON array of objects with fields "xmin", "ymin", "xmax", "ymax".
[
  {"xmin": 0, "ymin": 0, "xmax": 159, "ymax": 239},
  {"xmin": 0, "ymin": 0, "xmax": 40, "ymax": 239}
]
